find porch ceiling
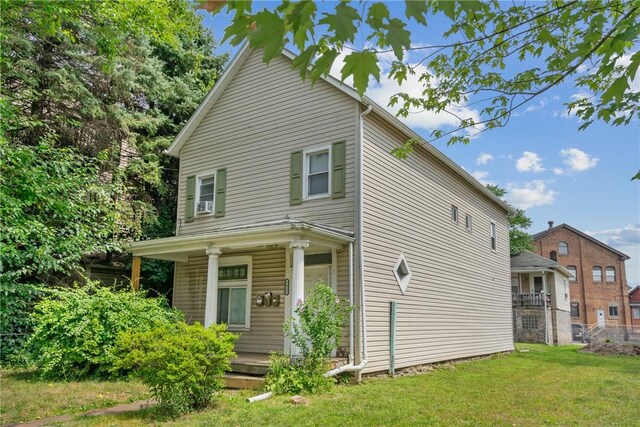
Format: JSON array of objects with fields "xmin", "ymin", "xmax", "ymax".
[{"xmin": 125, "ymin": 219, "xmax": 354, "ymax": 261}]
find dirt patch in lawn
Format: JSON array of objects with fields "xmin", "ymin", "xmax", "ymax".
[{"xmin": 580, "ymin": 342, "xmax": 640, "ymax": 356}]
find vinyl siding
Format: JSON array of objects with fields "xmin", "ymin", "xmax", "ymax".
[
  {"xmin": 177, "ymin": 50, "xmax": 358, "ymax": 235},
  {"xmin": 361, "ymin": 112, "xmax": 514, "ymax": 374},
  {"xmin": 553, "ymin": 272, "xmax": 570, "ymax": 312},
  {"xmin": 173, "ymin": 249, "xmax": 286, "ymax": 353}
]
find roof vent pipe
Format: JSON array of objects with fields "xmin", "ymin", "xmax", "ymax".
[{"xmin": 548, "ymin": 221, "xmax": 554, "ymax": 229}]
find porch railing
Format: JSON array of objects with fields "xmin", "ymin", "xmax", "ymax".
[{"xmin": 512, "ymin": 292, "xmax": 551, "ymax": 307}]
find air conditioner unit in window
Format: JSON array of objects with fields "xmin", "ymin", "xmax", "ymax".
[{"xmin": 197, "ymin": 200, "xmax": 213, "ymax": 214}]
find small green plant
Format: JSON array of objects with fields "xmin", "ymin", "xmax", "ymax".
[
  {"xmin": 264, "ymin": 353, "xmax": 332, "ymax": 394},
  {"xmin": 266, "ymin": 283, "xmax": 351, "ymax": 395},
  {"xmin": 27, "ymin": 283, "xmax": 183, "ymax": 379},
  {"xmin": 117, "ymin": 322, "xmax": 238, "ymax": 416}
]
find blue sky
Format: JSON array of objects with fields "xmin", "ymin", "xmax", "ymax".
[{"xmin": 199, "ymin": 2, "xmax": 640, "ymax": 286}]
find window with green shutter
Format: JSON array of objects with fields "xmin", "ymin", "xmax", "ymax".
[
  {"xmin": 215, "ymin": 168, "xmax": 227, "ymax": 217},
  {"xmin": 290, "ymin": 150, "xmax": 303, "ymax": 205},
  {"xmin": 332, "ymin": 140, "xmax": 346, "ymax": 198},
  {"xmin": 185, "ymin": 175, "xmax": 196, "ymax": 222}
]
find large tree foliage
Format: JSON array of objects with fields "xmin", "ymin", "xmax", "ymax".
[
  {"xmin": 486, "ymin": 185, "xmax": 534, "ymax": 255},
  {"xmin": 1, "ymin": 0, "xmax": 227, "ymax": 287},
  {"xmin": 211, "ymin": 0, "xmax": 639, "ymax": 176}
]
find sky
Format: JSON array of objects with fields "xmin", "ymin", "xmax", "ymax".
[{"xmin": 199, "ymin": 2, "xmax": 640, "ymax": 287}]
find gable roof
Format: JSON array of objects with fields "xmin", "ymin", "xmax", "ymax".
[
  {"xmin": 165, "ymin": 43, "xmax": 512, "ymax": 215},
  {"xmin": 510, "ymin": 251, "xmax": 571, "ymax": 277},
  {"xmin": 629, "ymin": 285, "xmax": 639, "ymax": 297},
  {"xmin": 533, "ymin": 223, "xmax": 630, "ymax": 260}
]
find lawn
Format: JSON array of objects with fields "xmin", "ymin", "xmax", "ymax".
[
  {"xmin": 0, "ymin": 369, "xmax": 147, "ymax": 425},
  {"xmin": 4, "ymin": 344, "xmax": 640, "ymax": 426}
]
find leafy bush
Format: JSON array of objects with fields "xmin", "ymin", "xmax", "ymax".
[
  {"xmin": 0, "ymin": 281, "xmax": 46, "ymax": 365},
  {"xmin": 285, "ymin": 283, "xmax": 352, "ymax": 362},
  {"xmin": 266, "ymin": 284, "xmax": 351, "ymax": 395},
  {"xmin": 117, "ymin": 322, "xmax": 237, "ymax": 415},
  {"xmin": 264, "ymin": 353, "xmax": 332, "ymax": 395},
  {"xmin": 27, "ymin": 284, "xmax": 183, "ymax": 379}
]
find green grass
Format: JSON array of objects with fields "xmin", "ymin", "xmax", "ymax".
[
  {"xmin": 0, "ymin": 369, "xmax": 148, "ymax": 425},
  {"xmin": 6, "ymin": 345, "xmax": 640, "ymax": 426}
]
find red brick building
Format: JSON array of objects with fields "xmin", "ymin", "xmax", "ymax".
[
  {"xmin": 629, "ymin": 286, "xmax": 640, "ymax": 331},
  {"xmin": 533, "ymin": 222, "xmax": 631, "ymax": 330}
]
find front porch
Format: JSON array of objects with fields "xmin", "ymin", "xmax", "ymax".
[{"xmin": 127, "ymin": 219, "xmax": 356, "ymax": 360}]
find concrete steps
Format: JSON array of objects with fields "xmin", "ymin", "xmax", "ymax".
[{"xmin": 224, "ymin": 373, "xmax": 265, "ymax": 389}]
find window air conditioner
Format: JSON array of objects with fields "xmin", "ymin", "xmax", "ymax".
[{"xmin": 197, "ymin": 200, "xmax": 213, "ymax": 214}]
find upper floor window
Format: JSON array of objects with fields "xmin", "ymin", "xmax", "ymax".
[
  {"xmin": 567, "ymin": 265, "xmax": 577, "ymax": 282},
  {"xmin": 549, "ymin": 250, "xmax": 557, "ymax": 261},
  {"xmin": 558, "ymin": 241, "xmax": 568, "ymax": 255},
  {"xmin": 304, "ymin": 147, "xmax": 330, "ymax": 199},
  {"xmin": 490, "ymin": 222, "xmax": 497, "ymax": 251},
  {"xmin": 592, "ymin": 266, "xmax": 602, "ymax": 282},
  {"xmin": 465, "ymin": 214, "xmax": 472, "ymax": 231},
  {"xmin": 606, "ymin": 267, "xmax": 616, "ymax": 282},
  {"xmin": 197, "ymin": 175, "xmax": 215, "ymax": 214},
  {"xmin": 451, "ymin": 206, "xmax": 459, "ymax": 224}
]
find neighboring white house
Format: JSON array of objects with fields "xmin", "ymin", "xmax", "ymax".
[
  {"xmin": 511, "ymin": 251, "xmax": 573, "ymax": 345},
  {"xmin": 127, "ymin": 44, "xmax": 514, "ymax": 375}
]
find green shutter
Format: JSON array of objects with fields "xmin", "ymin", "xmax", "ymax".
[
  {"xmin": 215, "ymin": 168, "xmax": 227, "ymax": 218},
  {"xmin": 290, "ymin": 150, "xmax": 303, "ymax": 205},
  {"xmin": 185, "ymin": 175, "xmax": 196, "ymax": 223},
  {"xmin": 332, "ymin": 140, "xmax": 346, "ymax": 198}
]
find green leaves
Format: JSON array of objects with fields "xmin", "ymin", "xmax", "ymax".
[
  {"xmin": 320, "ymin": 2, "xmax": 359, "ymax": 43},
  {"xmin": 341, "ymin": 50, "xmax": 380, "ymax": 96},
  {"xmin": 248, "ymin": 10, "xmax": 286, "ymax": 62}
]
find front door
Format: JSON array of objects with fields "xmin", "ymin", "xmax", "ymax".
[
  {"xmin": 597, "ymin": 310, "xmax": 606, "ymax": 327},
  {"xmin": 304, "ymin": 265, "xmax": 331, "ymax": 298},
  {"xmin": 533, "ymin": 276, "xmax": 544, "ymax": 293}
]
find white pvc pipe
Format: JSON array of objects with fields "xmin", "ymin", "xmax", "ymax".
[
  {"xmin": 247, "ymin": 391, "xmax": 272, "ymax": 403},
  {"xmin": 348, "ymin": 241, "xmax": 354, "ymax": 364}
]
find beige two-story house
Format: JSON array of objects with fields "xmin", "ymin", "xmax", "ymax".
[{"xmin": 128, "ymin": 44, "xmax": 514, "ymax": 375}]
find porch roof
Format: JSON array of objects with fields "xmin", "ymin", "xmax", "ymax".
[
  {"xmin": 125, "ymin": 219, "xmax": 354, "ymax": 261},
  {"xmin": 510, "ymin": 251, "xmax": 571, "ymax": 277}
]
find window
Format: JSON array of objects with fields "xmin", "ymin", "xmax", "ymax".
[
  {"xmin": 304, "ymin": 147, "xmax": 330, "ymax": 198},
  {"xmin": 606, "ymin": 267, "xmax": 616, "ymax": 282},
  {"xmin": 217, "ymin": 257, "xmax": 251, "ymax": 329},
  {"xmin": 592, "ymin": 266, "xmax": 602, "ymax": 282},
  {"xmin": 549, "ymin": 250, "xmax": 557, "ymax": 261},
  {"xmin": 393, "ymin": 253, "xmax": 412, "ymax": 294},
  {"xmin": 451, "ymin": 206, "xmax": 458, "ymax": 224},
  {"xmin": 558, "ymin": 241, "xmax": 568, "ymax": 255},
  {"xmin": 522, "ymin": 316, "xmax": 538, "ymax": 330},
  {"xmin": 567, "ymin": 265, "xmax": 577, "ymax": 281},
  {"xmin": 633, "ymin": 308, "xmax": 640, "ymax": 319},
  {"xmin": 608, "ymin": 304, "xmax": 619, "ymax": 318},
  {"xmin": 571, "ymin": 302, "xmax": 580, "ymax": 318},
  {"xmin": 511, "ymin": 276, "xmax": 519, "ymax": 294},
  {"xmin": 196, "ymin": 175, "xmax": 215, "ymax": 214},
  {"xmin": 465, "ymin": 214, "xmax": 472, "ymax": 231},
  {"xmin": 533, "ymin": 276, "xmax": 543, "ymax": 293},
  {"xmin": 490, "ymin": 222, "xmax": 497, "ymax": 251}
]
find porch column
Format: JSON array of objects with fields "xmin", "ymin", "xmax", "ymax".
[
  {"xmin": 204, "ymin": 247, "xmax": 222, "ymax": 328},
  {"xmin": 289, "ymin": 240, "xmax": 309, "ymax": 356}
]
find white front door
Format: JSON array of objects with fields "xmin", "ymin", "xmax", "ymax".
[
  {"xmin": 304, "ymin": 265, "xmax": 331, "ymax": 298},
  {"xmin": 597, "ymin": 310, "xmax": 606, "ymax": 327}
]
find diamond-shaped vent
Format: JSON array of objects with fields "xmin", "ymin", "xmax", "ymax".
[{"xmin": 393, "ymin": 253, "xmax": 412, "ymax": 294}]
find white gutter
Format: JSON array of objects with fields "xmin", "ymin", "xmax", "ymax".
[{"xmin": 348, "ymin": 241, "xmax": 354, "ymax": 364}]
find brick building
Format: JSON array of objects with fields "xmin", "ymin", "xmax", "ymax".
[
  {"xmin": 629, "ymin": 286, "xmax": 640, "ymax": 331},
  {"xmin": 533, "ymin": 222, "xmax": 631, "ymax": 330}
]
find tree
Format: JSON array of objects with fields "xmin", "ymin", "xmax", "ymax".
[
  {"xmin": 1, "ymin": 0, "xmax": 227, "ymax": 287},
  {"xmin": 209, "ymin": 0, "xmax": 639, "ymax": 177},
  {"xmin": 486, "ymin": 185, "xmax": 534, "ymax": 255}
]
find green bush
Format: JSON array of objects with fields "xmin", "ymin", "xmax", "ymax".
[
  {"xmin": 27, "ymin": 284, "xmax": 183, "ymax": 379},
  {"xmin": 117, "ymin": 322, "xmax": 238, "ymax": 415},
  {"xmin": 0, "ymin": 281, "xmax": 47, "ymax": 365},
  {"xmin": 264, "ymin": 353, "xmax": 332, "ymax": 395},
  {"xmin": 266, "ymin": 284, "xmax": 352, "ymax": 395}
]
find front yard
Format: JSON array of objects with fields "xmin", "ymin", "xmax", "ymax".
[{"xmin": 3, "ymin": 344, "xmax": 639, "ymax": 426}]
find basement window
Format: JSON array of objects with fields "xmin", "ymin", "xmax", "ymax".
[
  {"xmin": 393, "ymin": 253, "xmax": 412, "ymax": 294},
  {"xmin": 522, "ymin": 316, "xmax": 538, "ymax": 330}
]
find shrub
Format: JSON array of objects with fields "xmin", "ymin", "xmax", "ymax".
[
  {"xmin": 0, "ymin": 281, "xmax": 46, "ymax": 365},
  {"xmin": 27, "ymin": 283, "xmax": 183, "ymax": 379},
  {"xmin": 266, "ymin": 284, "xmax": 351, "ymax": 395},
  {"xmin": 264, "ymin": 353, "xmax": 332, "ymax": 395},
  {"xmin": 117, "ymin": 322, "xmax": 238, "ymax": 415}
]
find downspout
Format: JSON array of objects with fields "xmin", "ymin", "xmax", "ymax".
[{"xmin": 248, "ymin": 105, "xmax": 372, "ymax": 404}]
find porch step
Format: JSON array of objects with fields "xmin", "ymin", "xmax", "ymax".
[
  {"xmin": 224, "ymin": 373, "xmax": 265, "ymax": 390},
  {"xmin": 230, "ymin": 361, "xmax": 269, "ymax": 376}
]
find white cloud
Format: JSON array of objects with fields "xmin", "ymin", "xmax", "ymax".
[
  {"xmin": 329, "ymin": 48, "xmax": 484, "ymax": 136},
  {"xmin": 476, "ymin": 153, "xmax": 494, "ymax": 165},
  {"xmin": 586, "ymin": 224, "xmax": 640, "ymax": 248},
  {"xmin": 559, "ymin": 148, "xmax": 599, "ymax": 172},
  {"xmin": 525, "ymin": 98, "xmax": 548, "ymax": 112},
  {"xmin": 553, "ymin": 167, "xmax": 564, "ymax": 175},
  {"xmin": 516, "ymin": 151, "xmax": 545, "ymax": 173},
  {"xmin": 505, "ymin": 180, "xmax": 558, "ymax": 209},
  {"xmin": 470, "ymin": 170, "xmax": 494, "ymax": 185}
]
